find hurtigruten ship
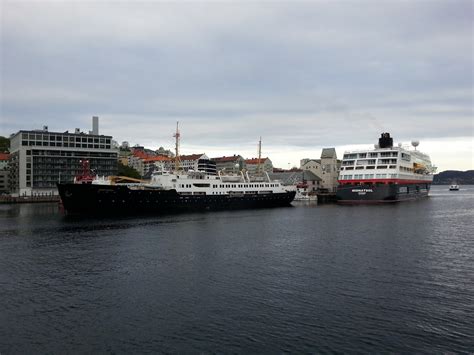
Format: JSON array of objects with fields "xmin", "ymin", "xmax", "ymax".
[
  {"xmin": 58, "ymin": 125, "xmax": 295, "ymax": 215},
  {"xmin": 336, "ymin": 133, "xmax": 436, "ymax": 203}
]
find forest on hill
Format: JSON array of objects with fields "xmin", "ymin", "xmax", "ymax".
[{"xmin": 433, "ymin": 170, "xmax": 474, "ymax": 185}]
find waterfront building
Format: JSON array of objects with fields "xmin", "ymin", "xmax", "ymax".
[
  {"xmin": 143, "ymin": 156, "xmax": 172, "ymax": 176},
  {"xmin": 8, "ymin": 118, "xmax": 118, "ymax": 196},
  {"xmin": 128, "ymin": 150, "xmax": 150, "ymax": 177},
  {"xmin": 300, "ymin": 148, "xmax": 341, "ymax": 192},
  {"xmin": 0, "ymin": 153, "xmax": 9, "ymax": 170},
  {"xmin": 212, "ymin": 155, "xmax": 246, "ymax": 174},
  {"xmin": 244, "ymin": 157, "xmax": 274, "ymax": 174},
  {"xmin": 128, "ymin": 149, "xmax": 172, "ymax": 177},
  {"xmin": 178, "ymin": 154, "xmax": 216, "ymax": 175},
  {"xmin": 0, "ymin": 153, "xmax": 9, "ymax": 193},
  {"xmin": 268, "ymin": 170, "xmax": 321, "ymax": 190}
]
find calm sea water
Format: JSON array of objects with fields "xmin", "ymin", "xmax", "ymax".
[{"xmin": 1, "ymin": 185, "xmax": 473, "ymax": 353}]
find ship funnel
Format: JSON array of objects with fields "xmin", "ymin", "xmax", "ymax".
[{"xmin": 378, "ymin": 132, "xmax": 393, "ymax": 148}]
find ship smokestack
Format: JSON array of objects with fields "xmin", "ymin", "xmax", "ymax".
[
  {"xmin": 378, "ymin": 132, "xmax": 393, "ymax": 148},
  {"xmin": 92, "ymin": 116, "xmax": 99, "ymax": 135}
]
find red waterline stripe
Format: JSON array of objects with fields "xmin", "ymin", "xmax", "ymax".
[{"xmin": 338, "ymin": 178, "xmax": 432, "ymax": 185}]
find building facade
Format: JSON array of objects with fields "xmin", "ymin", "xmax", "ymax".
[
  {"xmin": 179, "ymin": 154, "xmax": 216, "ymax": 175},
  {"xmin": 244, "ymin": 157, "xmax": 273, "ymax": 174},
  {"xmin": 212, "ymin": 155, "xmax": 246, "ymax": 174},
  {"xmin": 0, "ymin": 153, "xmax": 9, "ymax": 193},
  {"xmin": 300, "ymin": 148, "xmax": 340, "ymax": 192},
  {"xmin": 8, "ymin": 119, "xmax": 118, "ymax": 196}
]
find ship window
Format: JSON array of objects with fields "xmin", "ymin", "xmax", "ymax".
[
  {"xmin": 377, "ymin": 166, "xmax": 387, "ymax": 169},
  {"xmin": 345, "ymin": 167, "xmax": 354, "ymax": 170},
  {"xmin": 365, "ymin": 174, "xmax": 374, "ymax": 179},
  {"xmin": 366, "ymin": 166, "xmax": 375, "ymax": 169},
  {"xmin": 356, "ymin": 167, "xmax": 364, "ymax": 170},
  {"xmin": 358, "ymin": 153, "xmax": 367, "ymax": 158},
  {"xmin": 369, "ymin": 153, "xmax": 378, "ymax": 157}
]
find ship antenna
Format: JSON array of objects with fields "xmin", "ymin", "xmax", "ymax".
[{"xmin": 173, "ymin": 121, "xmax": 182, "ymax": 171}]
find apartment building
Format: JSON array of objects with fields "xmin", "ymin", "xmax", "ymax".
[
  {"xmin": 244, "ymin": 157, "xmax": 273, "ymax": 174},
  {"xmin": 212, "ymin": 155, "xmax": 246, "ymax": 174},
  {"xmin": 300, "ymin": 148, "xmax": 341, "ymax": 192},
  {"xmin": 8, "ymin": 117, "xmax": 118, "ymax": 196}
]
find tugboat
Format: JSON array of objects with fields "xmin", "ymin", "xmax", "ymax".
[
  {"xmin": 57, "ymin": 124, "xmax": 295, "ymax": 215},
  {"xmin": 337, "ymin": 133, "xmax": 436, "ymax": 203}
]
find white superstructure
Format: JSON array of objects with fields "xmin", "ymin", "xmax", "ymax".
[{"xmin": 339, "ymin": 135, "xmax": 436, "ymax": 184}]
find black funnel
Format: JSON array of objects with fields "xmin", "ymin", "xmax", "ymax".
[{"xmin": 379, "ymin": 133, "xmax": 393, "ymax": 148}]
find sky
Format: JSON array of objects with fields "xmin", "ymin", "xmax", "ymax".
[{"xmin": 1, "ymin": 0, "xmax": 473, "ymax": 171}]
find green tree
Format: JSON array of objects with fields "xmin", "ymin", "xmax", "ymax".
[
  {"xmin": 117, "ymin": 161, "xmax": 141, "ymax": 179},
  {"xmin": 0, "ymin": 136, "xmax": 10, "ymax": 152}
]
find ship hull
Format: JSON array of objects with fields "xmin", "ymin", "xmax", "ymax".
[
  {"xmin": 336, "ymin": 182, "xmax": 430, "ymax": 204},
  {"xmin": 58, "ymin": 183, "xmax": 296, "ymax": 215}
]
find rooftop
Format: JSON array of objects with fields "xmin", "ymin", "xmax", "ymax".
[{"xmin": 245, "ymin": 157, "xmax": 270, "ymax": 164}]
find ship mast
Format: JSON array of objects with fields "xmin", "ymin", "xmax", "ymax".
[
  {"xmin": 257, "ymin": 136, "xmax": 262, "ymax": 176},
  {"xmin": 173, "ymin": 121, "xmax": 182, "ymax": 171}
]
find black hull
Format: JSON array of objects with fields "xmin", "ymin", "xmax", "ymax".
[
  {"xmin": 336, "ymin": 183, "xmax": 430, "ymax": 204},
  {"xmin": 58, "ymin": 183, "xmax": 296, "ymax": 215}
]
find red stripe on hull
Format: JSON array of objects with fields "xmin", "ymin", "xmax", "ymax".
[{"xmin": 338, "ymin": 178, "xmax": 432, "ymax": 185}]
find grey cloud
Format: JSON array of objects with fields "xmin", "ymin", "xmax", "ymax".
[{"xmin": 1, "ymin": 1, "xmax": 472, "ymax": 170}]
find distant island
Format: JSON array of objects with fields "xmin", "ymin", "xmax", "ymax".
[{"xmin": 433, "ymin": 170, "xmax": 474, "ymax": 185}]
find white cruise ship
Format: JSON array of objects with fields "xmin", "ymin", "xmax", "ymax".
[{"xmin": 336, "ymin": 133, "xmax": 436, "ymax": 203}]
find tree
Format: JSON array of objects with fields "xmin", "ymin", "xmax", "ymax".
[
  {"xmin": 117, "ymin": 161, "xmax": 141, "ymax": 179},
  {"xmin": 0, "ymin": 136, "xmax": 10, "ymax": 152}
]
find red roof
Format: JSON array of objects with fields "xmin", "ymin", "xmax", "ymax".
[
  {"xmin": 0, "ymin": 153, "xmax": 10, "ymax": 161},
  {"xmin": 213, "ymin": 155, "xmax": 241, "ymax": 162},
  {"xmin": 245, "ymin": 157, "xmax": 269, "ymax": 165},
  {"xmin": 144, "ymin": 156, "xmax": 171, "ymax": 163}
]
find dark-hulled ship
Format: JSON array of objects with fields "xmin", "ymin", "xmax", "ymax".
[
  {"xmin": 58, "ymin": 169, "xmax": 296, "ymax": 215},
  {"xmin": 58, "ymin": 124, "xmax": 295, "ymax": 215},
  {"xmin": 336, "ymin": 133, "xmax": 436, "ymax": 203}
]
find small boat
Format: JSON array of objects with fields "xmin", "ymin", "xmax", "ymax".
[
  {"xmin": 449, "ymin": 184, "xmax": 460, "ymax": 191},
  {"xmin": 294, "ymin": 190, "xmax": 317, "ymax": 201}
]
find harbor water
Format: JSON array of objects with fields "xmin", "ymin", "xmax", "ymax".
[{"xmin": 1, "ymin": 185, "xmax": 473, "ymax": 353}]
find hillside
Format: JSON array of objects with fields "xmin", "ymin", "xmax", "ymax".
[{"xmin": 433, "ymin": 170, "xmax": 474, "ymax": 185}]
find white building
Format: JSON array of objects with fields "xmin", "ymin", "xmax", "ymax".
[
  {"xmin": 300, "ymin": 148, "xmax": 340, "ymax": 192},
  {"xmin": 244, "ymin": 157, "xmax": 273, "ymax": 174},
  {"xmin": 8, "ymin": 117, "xmax": 118, "ymax": 196}
]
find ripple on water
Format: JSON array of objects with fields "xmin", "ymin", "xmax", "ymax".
[{"xmin": 0, "ymin": 186, "xmax": 473, "ymax": 353}]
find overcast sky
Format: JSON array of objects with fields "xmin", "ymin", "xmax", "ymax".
[{"xmin": 1, "ymin": 0, "xmax": 473, "ymax": 171}]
